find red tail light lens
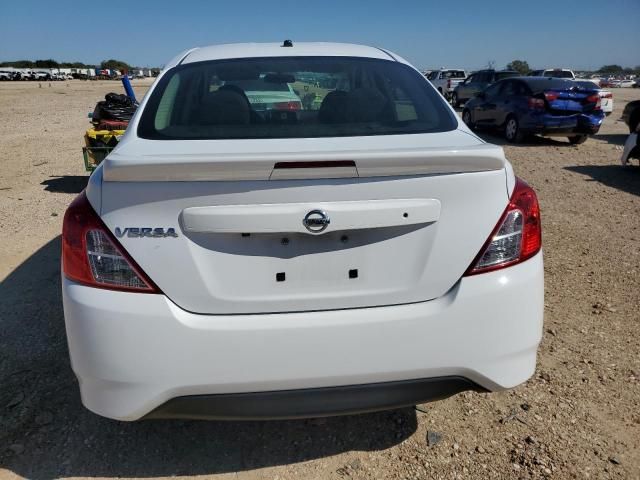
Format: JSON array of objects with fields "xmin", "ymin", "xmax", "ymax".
[
  {"xmin": 585, "ymin": 94, "xmax": 601, "ymax": 110},
  {"xmin": 62, "ymin": 192, "xmax": 160, "ymax": 293},
  {"xmin": 528, "ymin": 97, "xmax": 545, "ymax": 110},
  {"xmin": 272, "ymin": 101, "xmax": 301, "ymax": 111},
  {"xmin": 465, "ymin": 178, "xmax": 541, "ymax": 275},
  {"xmin": 544, "ymin": 91, "xmax": 559, "ymax": 102}
]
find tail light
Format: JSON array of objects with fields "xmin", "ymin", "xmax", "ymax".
[
  {"xmin": 544, "ymin": 91, "xmax": 559, "ymax": 102},
  {"xmin": 62, "ymin": 192, "xmax": 160, "ymax": 293},
  {"xmin": 528, "ymin": 97, "xmax": 545, "ymax": 110},
  {"xmin": 273, "ymin": 101, "xmax": 301, "ymax": 111},
  {"xmin": 465, "ymin": 178, "xmax": 541, "ymax": 275},
  {"xmin": 585, "ymin": 94, "xmax": 601, "ymax": 110}
]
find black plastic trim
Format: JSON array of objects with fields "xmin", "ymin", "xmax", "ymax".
[{"xmin": 144, "ymin": 376, "xmax": 486, "ymax": 420}]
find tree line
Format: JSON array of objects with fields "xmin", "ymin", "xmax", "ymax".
[
  {"xmin": 504, "ymin": 59, "xmax": 640, "ymax": 76},
  {"xmin": 0, "ymin": 58, "xmax": 155, "ymax": 71}
]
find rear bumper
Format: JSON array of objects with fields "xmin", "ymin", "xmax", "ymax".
[
  {"xmin": 62, "ymin": 252, "xmax": 544, "ymax": 421},
  {"xmin": 145, "ymin": 376, "xmax": 486, "ymax": 420},
  {"xmin": 521, "ymin": 112, "xmax": 603, "ymax": 136}
]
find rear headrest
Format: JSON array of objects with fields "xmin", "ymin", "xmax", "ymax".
[
  {"xmin": 318, "ymin": 88, "xmax": 391, "ymax": 124},
  {"xmin": 198, "ymin": 89, "xmax": 250, "ymax": 125}
]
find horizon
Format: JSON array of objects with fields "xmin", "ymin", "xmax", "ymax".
[{"xmin": 1, "ymin": 0, "xmax": 639, "ymax": 72}]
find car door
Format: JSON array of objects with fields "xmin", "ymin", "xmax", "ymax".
[
  {"xmin": 495, "ymin": 80, "xmax": 519, "ymax": 126},
  {"xmin": 458, "ymin": 73, "xmax": 477, "ymax": 101},
  {"xmin": 473, "ymin": 81, "xmax": 504, "ymax": 126}
]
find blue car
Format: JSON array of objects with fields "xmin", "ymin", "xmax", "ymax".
[{"xmin": 462, "ymin": 77, "xmax": 605, "ymax": 144}]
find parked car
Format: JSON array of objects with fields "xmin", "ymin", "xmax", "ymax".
[
  {"xmin": 61, "ymin": 41, "xmax": 543, "ymax": 421},
  {"xmin": 427, "ymin": 68, "xmax": 467, "ymax": 99},
  {"xmin": 530, "ymin": 68, "xmax": 575, "ymax": 79},
  {"xmin": 621, "ymin": 100, "xmax": 640, "ymax": 133},
  {"xmin": 574, "ymin": 80, "xmax": 613, "ymax": 116},
  {"xmin": 621, "ymin": 124, "xmax": 639, "ymax": 167},
  {"xmin": 452, "ymin": 69, "xmax": 520, "ymax": 107},
  {"xmin": 0, "ymin": 70, "xmax": 12, "ymax": 81},
  {"xmin": 617, "ymin": 79, "xmax": 635, "ymax": 88},
  {"xmin": 462, "ymin": 77, "xmax": 604, "ymax": 144},
  {"xmin": 225, "ymin": 75, "xmax": 302, "ymax": 111},
  {"xmin": 32, "ymin": 70, "xmax": 51, "ymax": 81}
]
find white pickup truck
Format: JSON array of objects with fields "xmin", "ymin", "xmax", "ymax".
[{"xmin": 426, "ymin": 69, "xmax": 467, "ymax": 99}]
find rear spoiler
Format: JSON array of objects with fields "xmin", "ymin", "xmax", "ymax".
[{"xmin": 102, "ymin": 144, "xmax": 506, "ymax": 182}]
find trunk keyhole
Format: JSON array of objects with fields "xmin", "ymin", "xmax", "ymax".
[
  {"xmin": 349, "ymin": 269, "xmax": 358, "ymax": 279},
  {"xmin": 403, "ymin": 212, "xmax": 409, "ymax": 218}
]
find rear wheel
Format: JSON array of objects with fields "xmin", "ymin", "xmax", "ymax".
[
  {"xmin": 504, "ymin": 116, "xmax": 524, "ymax": 143},
  {"xmin": 462, "ymin": 109, "xmax": 475, "ymax": 129},
  {"xmin": 568, "ymin": 135, "xmax": 588, "ymax": 145}
]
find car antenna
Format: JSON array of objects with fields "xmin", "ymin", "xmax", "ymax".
[{"xmin": 282, "ymin": 39, "xmax": 293, "ymax": 47}]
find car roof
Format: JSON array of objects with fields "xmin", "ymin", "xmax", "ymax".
[
  {"xmin": 514, "ymin": 76, "xmax": 581, "ymax": 91},
  {"xmin": 180, "ymin": 42, "xmax": 401, "ymax": 65}
]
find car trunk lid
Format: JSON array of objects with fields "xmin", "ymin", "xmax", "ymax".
[{"xmin": 98, "ymin": 131, "xmax": 509, "ymax": 314}]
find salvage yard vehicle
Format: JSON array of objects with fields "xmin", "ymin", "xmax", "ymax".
[
  {"xmin": 62, "ymin": 42, "xmax": 543, "ymax": 421},
  {"xmin": 621, "ymin": 99, "xmax": 640, "ymax": 132},
  {"xmin": 32, "ymin": 70, "xmax": 51, "ymax": 81},
  {"xmin": 451, "ymin": 69, "xmax": 520, "ymax": 107},
  {"xmin": 224, "ymin": 75, "xmax": 303, "ymax": 111},
  {"xmin": 530, "ymin": 68, "xmax": 575, "ymax": 79},
  {"xmin": 427, "ymin": 68, "xmax": 466, "ymax": 99},
  {"xmin": 462, "ymin": 77, "xmax": 604, "ymax": 144}
]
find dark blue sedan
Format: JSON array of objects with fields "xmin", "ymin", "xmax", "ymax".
[{"xmin": 462, "ymin": 77, "xmax": 605, "ymax": 144}]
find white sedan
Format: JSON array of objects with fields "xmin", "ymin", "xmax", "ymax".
[{"xmin": 61, "ymin": 41, "xmax": 544, "ymax": 421}]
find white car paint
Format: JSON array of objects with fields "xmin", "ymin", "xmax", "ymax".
[{"xmin": 62, "ymin": 42, "xmax": 544, "ymax": 420}]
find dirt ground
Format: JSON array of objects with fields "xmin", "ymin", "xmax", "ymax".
[{"xmin": 0, "ymin": 79, "xmax": 639, "ymax": 480}]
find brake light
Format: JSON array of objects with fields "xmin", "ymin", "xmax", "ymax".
[
  {"xmin": 465, "ymin": 178, "xmax": 541, "ymax": 275},
  {"xmin": 62, "ymin": 192, "xmax": 159, "ymax": 293},
  {"xmin": 273, "ymin": 101, "xmax": 301, "ymax": 111},
  {"xmin": 544, "ymin": 91, "xmax": 559, "ymax": 102},
  {"xmin": 528, "ymin": 97, "xmax": 545, "ymax": 110},
  {"xmin": 586, "ymin": 94, "xmax": 601, "ymax": 110}
]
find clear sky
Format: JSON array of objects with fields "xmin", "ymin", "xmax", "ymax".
[{"xmin": 1, "ymin": 0, "xmax": 638, "ymax": 71}]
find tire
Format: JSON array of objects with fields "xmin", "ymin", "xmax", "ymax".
[
  {"xmin": 568, "ymin": 135, "xmax": 588, "ymax": 145},
  {"xmin": 462, "ymin": 109, "xmax": 475, "ymax": 129},
  {"xmin": 451, "ymin": 92, "xmax": 460, "ymax": 108},
  {"xmin": 504, "ymin": 115, "xmax": 524, "ymax": 143}
]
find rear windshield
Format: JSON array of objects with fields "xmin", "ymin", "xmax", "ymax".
[
  {"xmin": 138, "ymin": 57, "xmax": 457, "ymax": 140},
  {"xmin": 495, "ymin": 71, "xmax": 520, "ymax": 80},
  {"xmin": 522, "ymin": 78, "xmax": 577, "ymax": 92},
  {"xmin": 573, "ymin": 80, "xmax": 600, "ymax": 90},
  {"xmin": 443, "ymin": 70, "xmax": 466, "ymax": 78}
]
